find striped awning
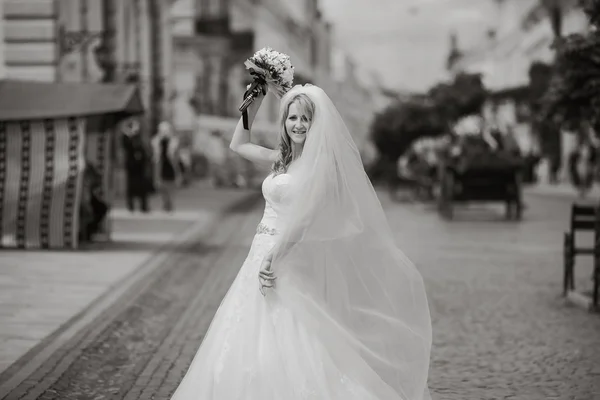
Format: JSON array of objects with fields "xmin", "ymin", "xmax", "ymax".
[
  {"xmin": 0, "ymin": 118, "xmax": 85, "ymax": 249},
  {"xmin": 0, "ymin": 80, "xmax": 144, "ymax": 121}
]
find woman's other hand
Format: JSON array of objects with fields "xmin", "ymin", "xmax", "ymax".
[{"xmin": 258, "ymin": 256, "xmax": 276, "ymax": 296}]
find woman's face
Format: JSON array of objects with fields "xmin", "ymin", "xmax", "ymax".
[{"xmin": 285, "ymin": 102, "xmax": 312, "ymax": 145}]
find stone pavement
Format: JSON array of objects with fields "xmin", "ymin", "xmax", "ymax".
[
  {"xmin": 0, "ymin": 181, "xmax": 262, "ymax": 398},
  {"xmin": 1, "ymin": 182, "xmax": 600, "ymax": 399},
  {"xmin": 380, "ymin": 191, "xmax": 600, "ymax": 399},
  {"xmin": 0, "ymin": 185, "xmax": 264, "ymax": 400}
]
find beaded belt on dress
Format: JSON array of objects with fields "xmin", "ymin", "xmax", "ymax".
[{"xmin": 256, "ymin": 222, "xmax": 278, "ymax": 236}]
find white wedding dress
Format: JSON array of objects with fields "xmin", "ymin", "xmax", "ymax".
[
  {"xmin": 171, "ymin": 173, "xmax": 386, "ymax": 399},
  {"xmin": 171, "ymin": 85, "xmax": 431, "ymax": 400}
]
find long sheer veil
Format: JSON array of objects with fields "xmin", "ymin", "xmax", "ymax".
[{"xmin": 270, "ymin": 84, "xmax": 432, "ymax": 400}]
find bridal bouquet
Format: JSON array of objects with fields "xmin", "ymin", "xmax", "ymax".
[{"xmin": 239, "ymin": 47, "xmax": 295, "ymax": 128}]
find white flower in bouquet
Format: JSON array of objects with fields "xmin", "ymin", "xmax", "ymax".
[
  {"xmin": 238, "ymin": 47, "xmax": 295, "ymax": 128},
  {"xmin": 243, "ymin": 47, "xmax": 295, "ymax": 99}
]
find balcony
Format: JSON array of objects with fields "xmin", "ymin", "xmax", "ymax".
[
  {"xmin": 230, "ymin": 31, "xmax": 254, "ymax": 53},
  {"xmin": 3, "ymin": 1, "xmax": 55, "ymax": 19},
  {"xmin": 5, "ymin": 42, "xmax": 56, "ymax": 65},
  {"xmin": 195, "ymin": 17, "xmax": 230, "ymax": 36},
  {"xmin": 4, "ymin": 20, "xmax": 56, "ymax": 42}
]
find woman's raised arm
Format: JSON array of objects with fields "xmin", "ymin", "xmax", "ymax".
[{"xmin": 229, "ymin": 89, "xmax": 279, "ymax": 167}]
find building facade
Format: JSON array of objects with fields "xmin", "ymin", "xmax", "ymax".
[
  {"xmin": 0, "ymin": 0, "xmax": 6, "ymax": 79},
  {"xmin": 317, "ymin": 51, "xmax": 373, "ymax": 151},
  {"xmin": 169, "ymin": 0, "xmax": 383, "ymax": 186},
  {"xmin": 448, "ymin": 0, "xmax": 589, "ymax": 181},
  {"xmin": 170, "ymin": 0, "xmax": 330, "ymax": 153},
  {"xmin": 1, "ymin": 0, "xmax": 57, "ymax": 81},
  {"xmin": 0, "ymin": 0, "xmax": 175, "ymax": 131},
  {"xmin": 449, "ymin": 0, "xmax": 588, "ymax": 91},
  {"xmin": 170, "ymin": 0, "xmax": 328, "ymax": 127}
]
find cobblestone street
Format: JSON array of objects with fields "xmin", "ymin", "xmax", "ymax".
[
  {"xmin": 1, "ymin": 189, "xmax": 599, "ymax": 400},
  {"xmin": 4, "ymin": 0, "xmax": 600, "ymax": 398},
  {"xmin": 381, "ymin": 191, "xmax": 600, "ymax": 399}
]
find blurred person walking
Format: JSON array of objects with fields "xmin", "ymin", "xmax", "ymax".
[
  {"xmin": 568, "ymin": 133, "xmax": 598, "ymax": 198},
  {"xmin": 121, "ymin": 118, "xmax": 151, "ymax": 213},
  {"xmin": 178, "ymin": 138, "xmax": 193, "ymax": 186},
  {"xmin": 205, "ymin": 130, "xmax": 229, "ymax": 187},
  {"xmin": 79, "ymin": 161, "xmax": 109, "ymax": 241},
  {"xmin": 152, "ymin": 121, "xmax": 182, "ymax": 212}
]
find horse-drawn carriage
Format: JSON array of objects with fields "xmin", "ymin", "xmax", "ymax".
[{"xmin": 437, "ymin": 134, "xmax": 524, "ymax": 220}]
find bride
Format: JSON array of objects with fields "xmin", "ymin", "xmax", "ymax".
[{"xmin": 170, "ymin": 84, "xmax": 432, "ymax": 400}]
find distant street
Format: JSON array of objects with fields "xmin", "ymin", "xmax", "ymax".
[{"xmin": 2, "ymin": 189, "xmax": 599, "ymax": 400}]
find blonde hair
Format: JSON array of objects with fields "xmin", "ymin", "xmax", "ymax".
[{"xmin": 272, "ymin": 93, "xmax": 315, "ymax": 175}]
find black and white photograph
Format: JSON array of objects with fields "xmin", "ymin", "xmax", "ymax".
[{"xmin": 0, "ymin": 0, "xmax": 599, "ymax": 399}]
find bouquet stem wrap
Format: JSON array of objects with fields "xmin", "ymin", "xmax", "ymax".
[
  {"xmin": 239, "ymin": 73, "xmax": 267, "ymax": 130},
  {"xmin": 238, "ymin": 48, "xmax": 294, "ymax": 129}
]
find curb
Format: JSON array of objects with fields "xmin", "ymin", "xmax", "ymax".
[
  {"xmin": 0, "ymin": 191, "xmax": 262, "ymax": 398},
  {"xmin": 524, "ymin": 186, "xmax": 600, "ymax": 201}
]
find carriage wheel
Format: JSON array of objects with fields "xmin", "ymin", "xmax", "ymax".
[
  {"xmin": 505, "ymin": 201, "xmax": 513, "ymax": 220},
  {"xmin": 513, "ymin": 172, "xmax": 523, "ymax": 221},
  {"xmin": 440, "ymin": 171, "xmax": 454, "ymax": 220},
  {"xmin": 437, "ymin": 172, "xmax": 446, "ymax": 212},
  {"xmin": 446, "ymin": 174, "xmax": 454, "ymax": 220},
  {"xmin": 504, "ymin": 200, "xmax": 521, "ymax": 221},
  {"xmin": 514, "ymin": 200, "xmax": 523, "ymax": 221},
  {"xmin": 437, "ymin": 190, "xmax": 445, "ymax": 212}
]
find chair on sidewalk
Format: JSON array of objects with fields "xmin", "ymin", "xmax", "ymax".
[{"xmin": 563, "ymin": 204, "xmax": 599, "ymax": 310}]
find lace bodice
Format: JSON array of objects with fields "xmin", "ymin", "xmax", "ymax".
[{"xmin": 259, "ymin": 173, "xmax": 291, "ymax": 230}]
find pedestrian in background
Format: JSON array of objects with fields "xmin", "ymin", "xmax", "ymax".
[
  {"xmin": 121, "ymin": 118, "xmax": 151, "ymax": 213},
  {"xmin": 568, "ymin": 133, "xmax": 597, "ymax": 198},
  {"xmin": 178, "ymin": 132, "xmax": 193, "ymax": 187},
  {"xmin": 152, "ymin": 121, "xmax": 182, "ymax": 212},
  {"xmin": 205, "ymin": 130, "xmax": 228, "ymax": 188},
  {"xmin": 79, "ymin": 161, "xmax": 109, "ymax": 241}
]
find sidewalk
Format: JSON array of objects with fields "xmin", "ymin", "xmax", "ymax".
[
  {"xmin": 0, "ymin": 180, "xmax": 261, "ymax": 376},
  {"xmin": 524, "ymin": 181, "xmax": 600, "ymax": 202}
]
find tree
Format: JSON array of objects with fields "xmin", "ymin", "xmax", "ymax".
[
  {"xmin": 542, "ymin": 0, "xmax": 600, "ymax": 132},
  {"xmin": 370, "ymin": 98, "xmax": 446, "ymax": 163},
  {"xmin": 542, "ymin": 0, "xmax": 565, "ymax": 37},
  {"xmin": 429, "ymin": 72, "xmax": 487, "ymax": 123},
  {"xmin": 368, "ymin": 72, "xmax": 487, "ymax": 175},
  {"xmin": 528, "ymin": 61, "xmax": 553, "ymax": 116}
]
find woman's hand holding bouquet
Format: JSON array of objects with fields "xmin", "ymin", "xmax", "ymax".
[{"xmin": 239, "ymin": 47, "xmax": 295, "ymax": 129}]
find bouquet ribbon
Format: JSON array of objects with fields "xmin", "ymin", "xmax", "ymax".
[{"xmin": 239, "ymin": 70, "xmax": 267, "ymax": 130}]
